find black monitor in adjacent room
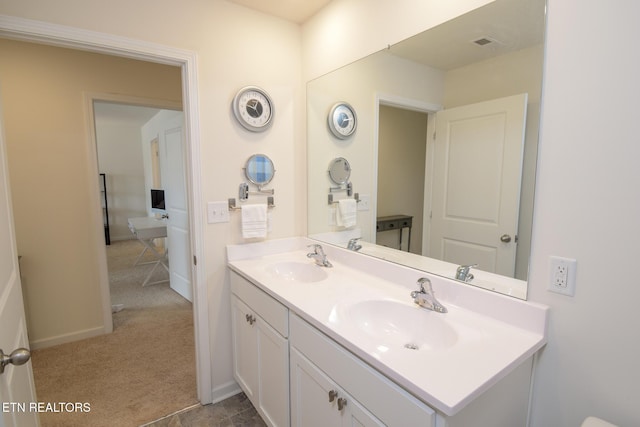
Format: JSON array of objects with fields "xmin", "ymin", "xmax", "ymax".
[{"xmin": 150, "ymin": 189, "xmax": 166, "ymax": 214}]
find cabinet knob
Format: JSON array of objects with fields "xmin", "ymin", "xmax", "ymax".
[
  {"xmin": 245, "ymin": 314, "xmax": 256, "ymax": 325},
  {"xmin": 328, "ymin": 389, "xmax": 338, "ymax": 402},
  {"xmin": 337, "ymin": 397, "xmax": 347, "ymax": 411}
]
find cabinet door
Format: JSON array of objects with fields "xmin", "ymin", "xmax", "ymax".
[
  {"xmin": 231, "ymin": 296, "xmax": 258, "ymax": 401},
  {"xmin": 343, "ymin": 398, "xmax": 385, "ymax": 427},
  {"xmin": 290, "ymin": 348, "xmax": 342, "ymax": 427},
  {"xmin": 291, "ymin": 348, "xmax": 384, "ymax": 427},
  {"xmin": 256, "ymin": 317, "xmax": 289, "ymax": 427}
]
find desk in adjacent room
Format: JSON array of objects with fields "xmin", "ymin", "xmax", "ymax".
[
  {"xmin": 127, "ymin": 217, "xmax": 169, "ymax": 286},
  {"xmin": 376, "ymin": 215, "xmax": 413, "ymax": 252}
]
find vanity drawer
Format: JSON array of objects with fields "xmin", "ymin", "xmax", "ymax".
[
  {"xmin": 399, "ymin": 217, "xmax": 412, "ymax": 228},
  {"xmin": 376, "ymin": 215, "xmax": 412, "ymax": 232},
  {"xmin": 290, "ymin": 313, "xmax": 435, "ymax": 427},
  {"xmin": 380, "ymin": 219, "xmax": 400, "ymax": 231},
  {"xmin": 231, "ymin": 271, "xmax": 288, "ymax": 337}
]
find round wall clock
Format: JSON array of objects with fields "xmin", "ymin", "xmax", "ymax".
[
  {"xmin": 232, "ymin": 86, "xmax": 274, "ymax": 132},
  {"xmin": 328, "ymin": 102, "xmax": 357, "ymax": 139}
]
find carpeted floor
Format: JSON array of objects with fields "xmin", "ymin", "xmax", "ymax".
[{"xmin": 31, "ymin": 239, "xmax": 198, "ymax": 427}]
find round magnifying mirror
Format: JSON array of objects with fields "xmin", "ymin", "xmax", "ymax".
[
  {"xmin": 245, "ymin": 154, "xmax": 275, "ymax": 187},
  {"xmin": 328, "ymin": 157, "xmax": 351, "ymax": 185}
]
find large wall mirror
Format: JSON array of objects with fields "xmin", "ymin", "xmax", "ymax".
[{"xmin": 307, "ymin": 0, "xmax": 546, "ymax": 300}]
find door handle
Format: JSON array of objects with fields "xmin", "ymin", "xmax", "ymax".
[
  {"xmin": 337, "ymin": 397, "xmax": 347, "ymax": 411},
  {"xmin": 500, "ymin": 234, "xmax": 512, "ymax": 243},
  {"xmin": 0, "ymin": 348, "xmax": 31, "ymax": 374}
]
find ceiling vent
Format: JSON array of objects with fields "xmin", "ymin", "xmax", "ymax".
[{"xmin": 472, "ymin": 37, "xmax": 503, "ymax": 47}]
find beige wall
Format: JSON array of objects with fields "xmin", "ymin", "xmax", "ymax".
[
  {"xmin": 0, "ymin": 0, "xmax": 303, "ymax": 400},
  {"xmin": 0, "ymin": 39, "xmax": 182, "ymax": 348}
]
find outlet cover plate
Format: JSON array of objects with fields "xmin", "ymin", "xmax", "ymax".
[{"xmin": 548, "ymin": 256, "xmax": 577, "ymax": 296}]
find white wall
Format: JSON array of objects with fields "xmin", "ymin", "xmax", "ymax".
[
  {"xmin": 301, "ymin": 0, "xmax": 494, "ymax": 81},
  {"xmin": 527, "ymin": 1, "xmax": 640, "ymax": 425},
  {"xmin": 305, "ymin": 0, "xmax": 640, "ymax": 425},
  {"xmin": 95, "ymin": 118, "xmax": 148, "ymax": 241}
]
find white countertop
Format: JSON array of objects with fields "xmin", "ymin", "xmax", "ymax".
[{"xmin": 227, "ymin": 237, "xmax": 548, "ymax": 416}]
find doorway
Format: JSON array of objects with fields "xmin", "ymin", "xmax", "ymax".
[
  {"xmin": 0, "ymin": 17, "xmax": 211, "ymax": 407},
  {"xmin": 375, "ymin": 94, "xmax": 527, "ymax": 277},
  {"xmin": 377, "ymin": 104, "xmax": 429, "ymax": 254},
  {"xmin": 93, "ymin": 100, "xmax": 189, "ymax": 305}
]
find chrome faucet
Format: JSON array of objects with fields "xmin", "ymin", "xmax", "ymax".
[
  {"xmin": 410, "ymin": 277, "xmax": 447, "ymax": 313},
  {"xmin": 347, "ymin": 237, "xmax": 362, "ymax": 251},
  {"xmin": 455, "ymin": 264, "xmax": 477, "ymax": 282},
  {"xmin": 307, "ymin": 244, "xmax": 332, "ymax": 267}
]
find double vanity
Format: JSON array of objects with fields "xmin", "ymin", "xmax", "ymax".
[{"xmin": 227, "ymin": 237, "xmax": 548, "ymax": 426}]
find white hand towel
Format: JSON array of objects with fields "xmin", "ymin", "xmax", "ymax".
[
  {"xmin": 242, "ymin": 204, "xmax": 268, "ymax": 238},
  {"xmin": 337, "ymin": 199, "xmax": 357, "ymax": 228}
]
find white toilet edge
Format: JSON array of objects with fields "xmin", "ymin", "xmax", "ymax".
[{"xmin": 581, "ymin": 416, "xmax": 618, "ymax": 427}]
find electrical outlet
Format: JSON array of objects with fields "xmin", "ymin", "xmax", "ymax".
[
  {"xmin": 548, "ymin": 256, "xmax": 577, "ymax": 296},
  {"xmin": 207, "ymin": 201, "xmax": 229, "ymax": 224}
]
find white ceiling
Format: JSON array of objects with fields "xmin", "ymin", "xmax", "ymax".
[
  {"xmin": 94, "ymin": 0, "xmax": 544, "ymax": 124},
  {"xmin": 226, "ymin": 0, "xmax": 332, "ymax": 24},
  {"xmin": 225, "ymin": 0, "xmax": 545, "ymax": 70},
  {"xmin": 389, "ymin": 0, "xmax": 545, "ymax": 70},
  {"xmin": 93, "ymin": 102, "xmax": 162, "ymax": 126}
]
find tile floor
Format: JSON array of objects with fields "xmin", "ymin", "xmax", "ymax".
[{"xmin": 142, "ymin": 392, "xmax": 267, "ymax": 427}]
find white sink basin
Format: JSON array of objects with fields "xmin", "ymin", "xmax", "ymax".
[
  {"xmin": 342, "ymin": 299, "xmax": 458, "ymax": 351},
  {"xmin": 266, "ymin": 261, "xmax": 328, "ymax": 283}
]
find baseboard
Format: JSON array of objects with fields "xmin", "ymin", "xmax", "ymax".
[
  {"xmin": 29, "ymin": 326, "xmax": 106, "ymax": 350},
  {"xmin": 171, "ymin": 279, "xmax": 193, "ymax": 303},
  {"xmin": 210, "ymin": 381, "xmax": 242, "ymax": 404},
  {"xmin": 111, "ymin": 235, "xmax": 136, "ymax": 242}
]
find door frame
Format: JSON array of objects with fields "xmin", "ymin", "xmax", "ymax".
[
  {"xmin": 0, "ymin": 15, "xmax": 212, "ymax": 404},
  {"xmin": 373, "ymin": 93, "xmax": 441, "ymax": 253}
]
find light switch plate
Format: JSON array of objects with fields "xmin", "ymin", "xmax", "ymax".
[
  {"xmin": 357, "ymin": 194, "xmax": 370, "ymax": 211},
  {"xmin": 328, "ymin": 207, "xmax": 336, "ymax": 226},
  {"xmin": 207, "ymin": 201, "xmax": 229, "ymax": 224}
]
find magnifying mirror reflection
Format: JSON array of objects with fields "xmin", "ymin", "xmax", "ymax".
[{"xmin": 328, "ymin": 157, "xmax": 351, "ymax": 185}]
